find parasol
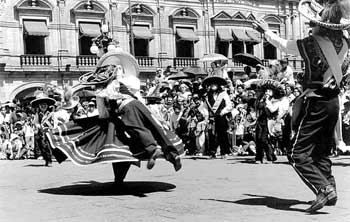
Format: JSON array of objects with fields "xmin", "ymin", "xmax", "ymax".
[
  {"xmin": 167, "ymin": 71, "xmax": 195, "ymax": 80},
  {"xmin": 182, "ymin": 66, "xmax": 207, "ymax": 76},
  {"xmin": 233, "ymin": 53, "xmax": 262, "ymax": 67},
  {"xmin": 73, "ymin": 90, "xmax": 96, "ymax": 98},
  {"xmin": 200, "ymin": 53, "xmax": 228, "ymax": 63},
  {"xmin": 243, "ymin": 78, "xmax": 261, "ymax": 89}
]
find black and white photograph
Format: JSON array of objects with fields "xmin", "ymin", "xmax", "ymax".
[{"xmin": 1, "ymin": 0, "xmax": 350, "ymax": 221}]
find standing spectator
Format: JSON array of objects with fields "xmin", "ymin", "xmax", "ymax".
[
  {"xmin": 23, "ymin": 119, "xmax": 35, "ymax": 158},
  {"xmin": 87, "ymin": 101, "xmax": 99, "ymax": 117},
  {"xmin": 256, "ymin": 64, "xmax": 270, "ymax": 79},
  {"xmin": 194, "ymin": 111, "xmax": 207, "ymax": 156},
  {"xmin": 254, "ymin": 81, "xmax": 281, "ymax": 164},
  {"xmin": 235, "ymin": 104, "xmax": 247, "ymax": 149},
  {"xmin": 268, "ymin": 60, "xmax": 281, "ymax": 81},
  {"xmin": 244, "ymin": 66, "xmax": 257, "ymax": 79},
  {"xmin": 31, "ymin": 92, "xmax": 56, "ymax": 167},
  {"xmin": 170, "ymin": 102, "xmax": 182, "ymax": 132},
  {"xmin": 82, "ymin": 101, "xmax": 89, "ymax": 114},
  {"xmin": 0, "ymin": 106, "xmax": 5, "ymax": 125},
  {"xmin": 278, "ymin": 59, "xmax": 295, "ymax": 85},
  {"xmin": 202, "ymin": 75, "xmax": 232, "ymax": 158},
  {"xmin": 3, "ymin": 103, "xmax": 17, "ymax": 133}
]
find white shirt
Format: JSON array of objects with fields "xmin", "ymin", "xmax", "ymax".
[{"xmin": 0, "ymin": 113, "xmax": 4, "ymax": 125}]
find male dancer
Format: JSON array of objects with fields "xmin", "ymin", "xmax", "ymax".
[{"xmin": 253, "ymin": 0, "xmax": 350, "ymax": 212}]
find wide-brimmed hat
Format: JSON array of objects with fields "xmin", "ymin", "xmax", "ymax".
[
  {"xmin": 62, "ymin": 96, "xmax": 80, "ymax": 110},
  {"xmin": 97, "ymin": 51, "xmax": 139, "ymax": 77},
  {"xmin": 79, "ymin": 51, "xmax": 139, "ymax": 86},
  {"xmin": 298, "ymin": 0, "xmax": 350, "ymax": 30},
  {"xmin": 258, "ymin": 79, "xmax": 286, "ymax": 99},
  {"xmin": 30, "ymin": 91, "xmax": 56, "ymax": 107},
  {"xmin": 1, "ymin": 101, "xmax": 16, "ymax": 108},
  {"xmin": 79, "ymin": 65, "xmax": 119, "ymax": 86},
  {"xmin": 202, "ymin": 76, "xmax": 227, "ymax": 87}
]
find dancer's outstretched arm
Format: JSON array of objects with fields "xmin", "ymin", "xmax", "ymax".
[{"xmin": 253, "ymin": 19, "xmax": 300, "ymax": 56}]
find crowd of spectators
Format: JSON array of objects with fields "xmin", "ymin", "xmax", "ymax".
[{"xmin": 1, "ymin": 59, "xmax": 350, "ymax": 161}]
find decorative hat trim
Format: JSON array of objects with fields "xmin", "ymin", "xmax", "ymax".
[{"xmin": 298, "ymin": 0, "xmax": 350, "ymax": 30}]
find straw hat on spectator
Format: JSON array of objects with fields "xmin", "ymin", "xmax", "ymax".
[{"xmin": 30, "ymin": 91, "xmax": 56, "ymax": 107}]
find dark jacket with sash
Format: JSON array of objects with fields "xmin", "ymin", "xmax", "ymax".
[
  {"xmin": 296, "ymin": 35, "xmax": 350, "ymax": 96},
  {"xmin": 205, "ymin": 90, "xmax": 232, "ymax": 120},
  {"xmin": 292, "ymin": 35, "xmax": 350, "ymax": 129}
]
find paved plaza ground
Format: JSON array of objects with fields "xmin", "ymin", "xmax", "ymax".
[{"xmin": 1, "ymin": 156, "xmax": 350, "ymax": 222}]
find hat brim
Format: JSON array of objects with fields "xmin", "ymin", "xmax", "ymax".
[
  {"xmin": 30, "ymin": 97, "xmax": 56, "ymax": 107},
  {"xmin": 62, "ymin": 97, "xmax": 80, "ymax": 110},
  {"xmin": 202, "ymin": 76, "xmax": 227, "ymax": 86},
  {"xmin": 259, "ymin": 79, "xmax": 286, "ymax": 99},
  {"xmin": 1, "ymin": 102, "xmax": 16, "ymax": 108},
  {"xmin": 143, "ymin": 96, "xmax": 162, "ymax": 101},
  {"xmin": 298, "ymin": 0, "xmax": 350, "ymax": 30},
  {"xmin": 79, "ymin": 65, "xmax": 117, "ymax": 86},
  {"xmin": 97, "ymin": 51, "xmax": 139, "ymax": 77}
]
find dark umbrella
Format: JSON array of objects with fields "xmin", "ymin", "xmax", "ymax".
[
  {"xmin": 167, "ymin": 71, "xmax": 195, "ymax": 80},
  {"xmin": 182, "ymin": 66, "xmax": 207, "ymax": 76},
  {"xmin": 233, "ymin": 53, "xmax": 262, "ymax": 67},
  {"xmin": 73, "ymin": 90, "xmax": 96, "ymax": 98}
]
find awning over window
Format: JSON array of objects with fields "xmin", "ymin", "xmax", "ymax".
[
  {"xmin": 217, "ymin": 28, "xmax": 233, "ymax": 41},
  {"xmin": 133, "ymin": 26, "xmax": 154, "ymax": 40},
  {"xmin": 23, "ymin": 20, "xmax": 49, "ymax": 36},
  {"xmin": 79, "ymin": 23, "xmax": 101, "ymax": 37},
  {"xmin": 232, "ymin": 28, "xmax": 251, "ymax": 42},
  {"xmin": 246, "ymin": 29, "xmax": 262, "ymax": 43},
  {"xmin": 176, "ymin": 28, "xmax": 199, "ymax": 42}
]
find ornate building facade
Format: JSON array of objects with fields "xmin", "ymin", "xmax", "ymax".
[{"xmin": 0, "ymin": 0, "xmax": 306, "ymax": 102}]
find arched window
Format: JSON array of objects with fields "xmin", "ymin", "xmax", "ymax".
[
  {"xmin": 72, "ymin": 1, "xmax": 107, "ymax": 56},
  {"xmin": 123, "ymin": 4, "xmax": 156, "ymax": 57},
  {"xmin": 15, "ymin": 0, "xmax": 53, "ymax": 55},
  {"xmin": 171, "ymin": 8, "xmax": 200, "ymax": 58}
]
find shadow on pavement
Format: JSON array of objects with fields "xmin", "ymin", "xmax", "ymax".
[
  {"xmin": 229, "ymin": 159, "xmax": 290, "ymax": 165},
  {"xmin": 202, "ymin": 194, "xmax": 328, "ymax": 214},
  {"xmin": 332, "ymin": 162, "xmax": 350, "ymax": 167},
  {"xmin": 38, "ymin": 180, "xmax": 176, "ymax": 197},
  {"xmin": 24, "ymin": 164, "xmax": 46, "ymax": 167}
]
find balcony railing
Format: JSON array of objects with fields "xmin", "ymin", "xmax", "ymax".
[
  {"xmin": 136, "ymin": 56, "xmax": 155, "ymax": 67},
  {"xmin": 20, "ymin": 55, "xmax": 51, "ymax": 66},
  {"xmin": 76, "ymin": 55, "xmax": 98, "ymax": 67},
  {"xmin": 173, "ymin": 57, "xmax": 198, "ymax": 68},
  {"xmin": 232, "ymin": 60, "xmax": 244, "ymax": 67}
]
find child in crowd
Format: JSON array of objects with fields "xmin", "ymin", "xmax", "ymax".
[
  {"xmin": 194, "ymin": 111, "xmax": 207, "ymax": 156},
  {"xmin": 235, "ymin": 104, "xmax": 246, "ymax": 149},
  {"xmin": 23, "ymin": 118, "xmax": 35, "ymax": 159}
]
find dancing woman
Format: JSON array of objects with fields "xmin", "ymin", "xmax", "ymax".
[{"xmin": 46, "ymin": 33, "xmax": 183, "ymax": 186}]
